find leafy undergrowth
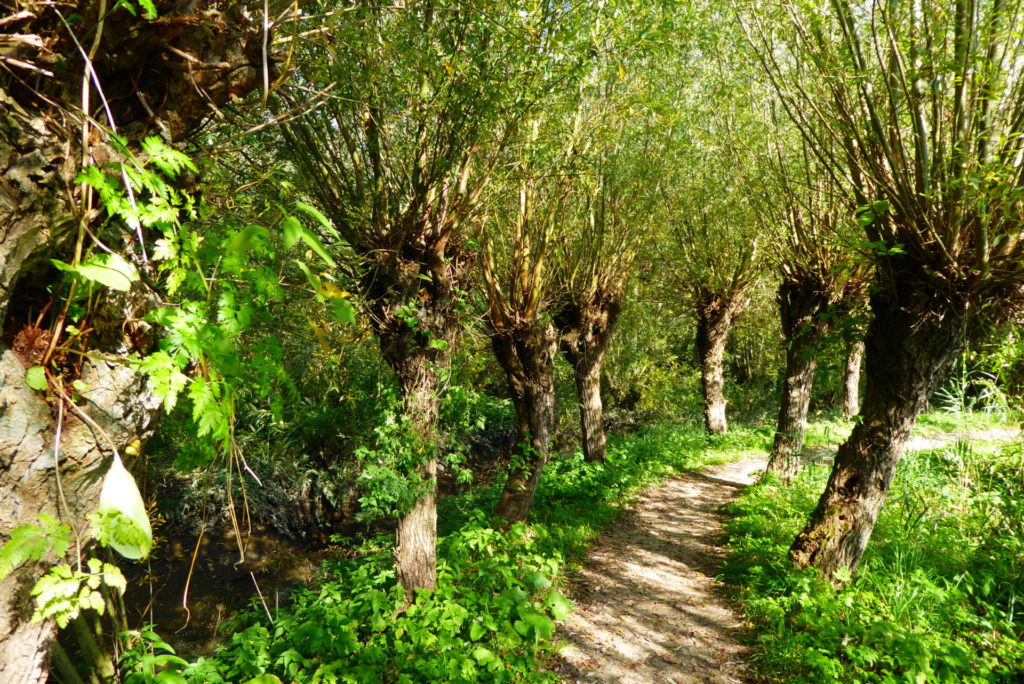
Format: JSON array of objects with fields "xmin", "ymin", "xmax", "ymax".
[
  {"xmin": 724, "ymin": 427, "xmax": 1024, "ymax": 683},
  {"xmin": 126, "ymin": 423, "xmax": 768, "ymax": 683}
]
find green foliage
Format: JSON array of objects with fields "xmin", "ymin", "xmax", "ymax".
[
  {"xmin": 127, "ymin": 423, "xmax": 759, "ymax": 682},
  {"xmin": 181, "ymin": 518, "xmax": 568, "ymax": 683},
  {"xmin": 91, "ymin": 509, "xmax": 151, "ymax": 561},
  {"xmin": 115, "ymin": 0, "xmax": 157, "ymax": 20},
  {"xmin": 932, "ymin": 346, "xmax": 1020, "ymax": 418},
  {"xmin": 95, "ymin": 454, "xmax": 153, "ymax": 559},
  {"xmin": 52, "ymin": 253, "xmax": 140, "ymax": 291},
  {"xmin": 354, "ymin": 399, "xmax": 436, "ymax": 522},
  {"xmin": 31, "ymin": 558, "xmax": 126, "ymax": 629},
  {"xmin": 724, "ymin": 421, "xmax": 1024, "ymax": 682},
  {"xmin": 0, "ymin": 514, "xmax": 70, "ymax": 581},
  {"xmin": 25, "ymin": 365, "xmax": 47, "ymax": 391},
  {"xmin": 119, "ymin": 625, "xmax": 190, "ymax": 684}
]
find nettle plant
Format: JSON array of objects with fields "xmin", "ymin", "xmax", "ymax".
[{"xmin": 1, "ymin": 135, "xmax": 348, "ymax": 656}]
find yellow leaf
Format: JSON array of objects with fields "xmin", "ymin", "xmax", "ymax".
[{"xmin": 320, "ymin": 282, "xmax": 351, "ymax": 299}]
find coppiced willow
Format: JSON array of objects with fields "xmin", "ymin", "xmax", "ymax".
[{"xmin": 743, "ymin": 0, "xmax": 1024, "ymax": 576}]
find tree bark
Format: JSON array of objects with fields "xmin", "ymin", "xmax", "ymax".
[
  {"xmin": 694, "ymin": 290, "xmax": 745, "ymax": 434},
  {"xmin": 843, "ymin": 339, "xmax": 865, "ymax": 419},
  {"xmin": 766, "ymin": 277, "xmax": 832, "ymax": 479},
  {"xmin": 492, "ymin": 321, "xmax": 558, "ymax": 522},
  {"xmin": 573, "ymin": 360, "xmax": 606, "ymax": 462},
  {"xmin": 0, "ymin": 3, "xmax": 264, "ymax": 678},
  {"xmin": 391, "ymin": 366, "xmax": 440, "ymax": 597},
  {"xmin": 789, "ymin": 275, "xmax": 967, "ymax": 578},
  {"xmin": 555, "ymin": 290, "xmax": 623, "ymax": 463}
]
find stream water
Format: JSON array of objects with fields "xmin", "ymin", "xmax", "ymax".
[{"xmin": 123, "ymin": 524, "xmax": 329, "ymax": 656}]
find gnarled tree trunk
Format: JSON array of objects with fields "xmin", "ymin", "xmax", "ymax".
[
  {"xmin": 555, "ymin": 290, "xmax": 623, "ymax": 463},
  {"xmin": 766, "ymin": 277, "xmax": 832, "ymax": 480},
  {"xmin": 0, "ymin": 3, "xmax": 263, "ymax": 678},
  {"xmin": 843, "ymin": 339, "xmax": 865, "ymax": 419},
  {"xmin": 695, "ymin": 290, "xmax": 745, "ymax": 434},
  {"xmin": 789, "ymin": 272, "xmax": 967, "ymax": 577},
  {"xmin": 492, "ymin": 322, "xmax": 558, "ymax": 522}
]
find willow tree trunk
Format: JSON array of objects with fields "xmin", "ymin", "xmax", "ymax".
[
  {"xmin": 556, "ymin": 291, "xmax": 623, "ymax": 463},
  {"xmin": 390, "ymin": 362, "xmax": 440, "ymax": 596},
  {"xmin": 0, "ymin": 4, "xmax": 263, "ymax": 678},
  {"xmin": 843, "ymin": 340, "xmax": 865, "ymax": 419},
  {"xmin": 368, "ymin": 242, "xmax": 470, "ymax": 598},
  {"xmin": 695, "ymin": 292, "xmax": 745, "ymax": 434},
  {"xmin": 766, "ymin": 278, "xmax": 832, "ymax": 480},
  {"xmin": 789, "ymin": 280, "xmax": 967, "ymax": 577},
  {"xmin": 572, "ymin": 359, "xmax": 606, "ymax": 462},
  {"xmin": 492, "ymin": 322, "xmax": 558, "ymax": 522}
]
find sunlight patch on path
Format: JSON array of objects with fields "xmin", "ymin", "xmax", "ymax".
[{"xmin": 554, "ymin": 458, "xmax": 766, "ymax": 684}]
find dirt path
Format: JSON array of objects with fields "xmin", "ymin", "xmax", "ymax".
[{"xmin": 553, "ymin": 457, "xmax": 767, "ymax": 683}]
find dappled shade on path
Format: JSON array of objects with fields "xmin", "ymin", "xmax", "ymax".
[{"xmin": 554, "ymin": 458, "xmax": 766, "ymax": 683}]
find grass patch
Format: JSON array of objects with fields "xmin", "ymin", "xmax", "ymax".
[
  {"xmin": 915, "ymin": 409, "xmax": 1021, "ymax": 435},
  {"xmin": 135, "ymin": 423, "xmax": 765, "ymax": 683},
  {"xmin": 724, "ymin": 422, "xmax": 1024, "ymax": 683}
]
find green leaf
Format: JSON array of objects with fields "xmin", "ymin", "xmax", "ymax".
[
  {"xmin": 282, "ymin": 216, "xmax": 303, "ymax": 250},
  {"xmin": 524, "ymin": 570, "xmax": 551, "ymax": 590},
  {"xmin": 293, "ymin": 260, "xmax": 322, "ymax": 293},
  {"xmin": 137, "ymin": 0, "xmax": 157, "ymax": 20},
  {"xmin": 544, "ymin": 591, "xmax": 573, "ymax": 621},
  {"xmin": 516, "ymin": 605, "xmax": 555, "ymax": 640},
  {"xmin": 469, "ymin": 621, "xmax": 486, "ymax": 641},
  {"xmin": 294, "ymin": 202, "xmax": 340, "ymax": 239},
  {"xmin": 227, "ymin": 226, "xmax": 270, "ymax": 255},
  {"xmin": 331, "ymin": 299, "xmax": 356, "ymax": 325},
  {"xmin": 298, "ymin": 227, "xmax": 337, "ymax": 268},
  {"xmin": 141, "ymin": 136, "xmax": 194, "ymax": 175},
  {"xmin": 428, "ymin": 339, "xmax": 449, "ymax": 351},
  {"xmin": 472, "ymin": 646, "xmax": 497, "ymax": 665},
  {"xmin": 26, "ymin": 366, "xmax": 47, "ymax": 391},
  {"xmin": 0, "ymin": 516, "xmax": 71, "ymax": 581},
  {"xmin": 56, "ymin": 254, "xmax": 140, "ymax": 291}
]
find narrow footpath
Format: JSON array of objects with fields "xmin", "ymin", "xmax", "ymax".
[{"xmin": 553, "ymin": 457, "xmax": 767, "ymax": 684}]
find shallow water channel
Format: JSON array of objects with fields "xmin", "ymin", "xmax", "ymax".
[{"xmin": 122, "ymin": 524, "xmax": 329, "ymax": 656}]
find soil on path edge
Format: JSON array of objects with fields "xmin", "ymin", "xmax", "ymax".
[{"xmin": 553, "ymin": 457, "xmax": 767, "ymax": 684}]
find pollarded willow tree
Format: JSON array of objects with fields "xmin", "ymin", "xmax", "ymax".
[
  {"xmin": 761, "ymin": 146, "xmax": 868, "ymax": 479},
  {"xmin": 667, "ymin": 128, "xmax": 764, "ymax": 433},
  {"xmin": 744, "ymin": 0, "xmax": 1024, "ymax": 576},
  {"xmin": 551, "ymin": 58, "xmax": 671, "ymax": 463},
  {"xmin": 0, "ymin": 1, "xmax": 265, "ymax": 679},
  {"xmin": 478, "ymin": 2, "xmax": 646, "ymax": 521},
  {"xmin": 272, "ymin": 0, "xmax": 601, "ymax": 593},
  {"xmin": 480, "ymin": 112, "xmax": 585, "ymax": 523},
  {"xmin": 662, "ymin": 20, "xmax": 770, "ymax": 434}
]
